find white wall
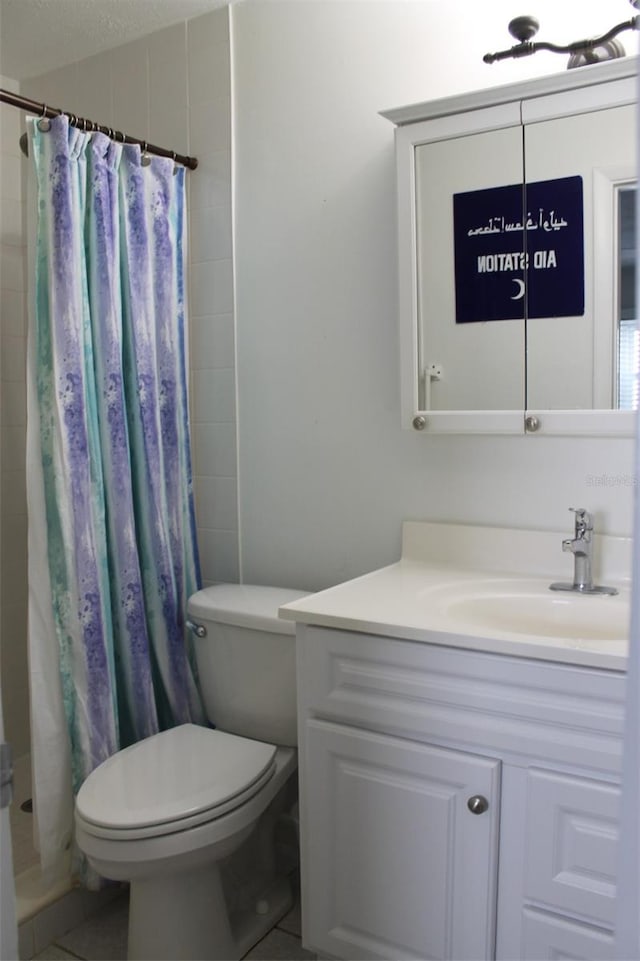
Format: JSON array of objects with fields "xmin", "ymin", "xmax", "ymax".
[
  {"xmin": 232, "ymin": 0, "xmax": 638, "ymax": 592},
  {"xmin": 0, "ymin": 75, "xmax": 29, "ymax": 757}
]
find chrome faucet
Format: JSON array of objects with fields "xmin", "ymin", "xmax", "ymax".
[{"xmin": 549, "ymin": 508, "xmax": 618, "ymax": 596}]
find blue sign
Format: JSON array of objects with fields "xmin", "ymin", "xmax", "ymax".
[{"xmin": 453, "ymin": 176, "xmax": 584, "ymax": 324}]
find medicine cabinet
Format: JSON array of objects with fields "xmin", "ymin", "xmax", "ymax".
[{"xmin": 382, "ymin": 57, "xmax": 638, "ymax": 435}]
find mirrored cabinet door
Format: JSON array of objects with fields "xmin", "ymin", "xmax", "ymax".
[
  {"xmin": 415, "ymin": 126, "xmax": 525, "ymax": 413},
  {"xmin": 523, "ymin": 103, "xmax": 637, "ymax": 412}
]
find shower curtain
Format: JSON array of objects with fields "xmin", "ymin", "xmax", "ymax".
[{"xmin": 26, "ymin": 115, "xmax": 204, "ymax": 884}]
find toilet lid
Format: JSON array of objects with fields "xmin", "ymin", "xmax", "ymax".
[{"xmin": 76, "ymin": 724, "xmax": 277, "ymax": 832}]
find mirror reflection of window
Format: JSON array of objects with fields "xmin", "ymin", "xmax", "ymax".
[{"xmin": 617, "ymin": 185, "xmax": 638, "ymax": 410}]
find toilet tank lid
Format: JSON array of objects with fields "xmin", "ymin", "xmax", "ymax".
[{"xmin": 188, "ymin": 584, "xmax": 310, "ymax": 635}]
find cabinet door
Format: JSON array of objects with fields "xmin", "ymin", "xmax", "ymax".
[
  {"xmin": 301, "ymin": 720, "xmax": 501, "ymax": 960},
  {"xmin": 521, "ymin": 907, "xmax": 615, "ymax": 960},
  {"xmin": 414, "ymin": 125, "xmax": 525, "ymax": 414},
  {"xmin": 523, "ymin": 103, "xmax": 636, "ymax": 412},
  {"xmin": 524, "ymin": 769, "xmax": 619, "ymax": 927}
]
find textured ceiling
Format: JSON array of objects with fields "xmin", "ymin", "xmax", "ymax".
[{"xmin": 0, "ymin": 0, "xmax": 225, "ymax": 80}]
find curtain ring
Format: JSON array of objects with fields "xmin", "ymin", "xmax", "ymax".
[
  {"xmin": 172, "ymin": 150, "xmax": 179, "ymax": 175},
  {"xmin": 141, "ymin": 141, "xmax": 151, "ymax": 166},
  {"xmin": 37, "ymin": 103, "xmax": 51, "ymax": 132}
]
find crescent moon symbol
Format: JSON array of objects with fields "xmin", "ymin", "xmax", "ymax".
[{"xmin": 511, "ymin": 278, "xmax": 525, "ymax": 300}]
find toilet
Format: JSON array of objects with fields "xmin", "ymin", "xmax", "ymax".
[{"xmin": 74, "ymin": 584, "xmax": 308, "ymax": 961}]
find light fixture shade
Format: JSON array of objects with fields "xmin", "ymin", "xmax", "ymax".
[{"xmin": 567, "ymin": 37, "xmax": 626, "ymax": 69}]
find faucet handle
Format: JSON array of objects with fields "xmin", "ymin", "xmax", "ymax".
[{"xmin": 569, "ymin": 507, "xmax": 592, "ymax": 534}]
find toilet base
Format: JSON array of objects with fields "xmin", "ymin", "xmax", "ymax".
[
  {"xmin": 121, "ymin": 760, "xmax": 299, "ymax": 960},
  {"xmin": 231, "ymin": 873, "xmax": 293, "ymax": 958},
  {"xmin": 129, "ymin": 860, "xmax": 233, "ymax": 961},
  {"xmin": 128, "ymin": 862, "xmax": 293, "ymax": 961}
]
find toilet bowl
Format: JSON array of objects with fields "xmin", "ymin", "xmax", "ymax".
[{"xmin": 74, "ymin": 585, "xmax": 308, "ymax": 961}]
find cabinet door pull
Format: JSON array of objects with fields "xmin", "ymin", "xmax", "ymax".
[{"xmin": 467, "ymin": 794, "xmax": 489, "ymax": 815}]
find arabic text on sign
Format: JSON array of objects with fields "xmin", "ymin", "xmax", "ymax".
[{"xmin": 467, "ymin": 209, "xmax": 569, "ymax": 238}]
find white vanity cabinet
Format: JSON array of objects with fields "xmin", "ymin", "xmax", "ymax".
[{"xmin": 295, "ymin": 625, "xmax": 625, "ymax": 961}]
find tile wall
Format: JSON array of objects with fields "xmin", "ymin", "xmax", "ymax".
[{"xmin": 185, "ymin": 10, "xmax": 239, "ymax": 585}]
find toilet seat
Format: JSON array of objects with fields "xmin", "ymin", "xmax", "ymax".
[{"xmin": 75, "ymin": 724, "xmax": 277, "ymax": 841}]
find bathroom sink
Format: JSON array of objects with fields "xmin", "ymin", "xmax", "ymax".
[
  {"xmin": 280, "ymin": 522, "xmax": 632, "ymax": 666},
  {"xmin": 424, "ymin": 578, "xmax": 629, "ymax": 643}
]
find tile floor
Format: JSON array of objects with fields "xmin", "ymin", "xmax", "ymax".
[{"xmin": 29, "ymin": 883, "xmax": 315, "ymax": 960}]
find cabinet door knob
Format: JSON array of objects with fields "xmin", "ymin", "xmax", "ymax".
[
  {"xmin": 467, "ymin": 795, "xmax": 489, "ymax": 815},
  {"xmin": 525, "ymin": 415, "xmax": 540, "ymax": 433}
]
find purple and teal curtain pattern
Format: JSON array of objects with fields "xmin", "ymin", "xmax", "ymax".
[{"xmin": 28, "ymin": 114, "xmax": 204, "ymax": 834}]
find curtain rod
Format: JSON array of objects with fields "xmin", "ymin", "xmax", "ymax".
[{"xmin": 0, "ymin": 88, "xmax": 198, "ymax": 170}]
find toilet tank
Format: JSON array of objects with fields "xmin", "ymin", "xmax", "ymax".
[{"xmin": 187, "ymin": 584, "xmax": 309, "ymax": 747}]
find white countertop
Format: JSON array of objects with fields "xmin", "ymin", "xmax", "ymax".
[{"xmin": 279, "ymin": 521, "xmax": 631, "ymax": 671}]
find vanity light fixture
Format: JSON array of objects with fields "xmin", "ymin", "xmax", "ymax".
[{"xmin": 484, "ymin": 1, "xmax": 640, "ymax": 68}]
